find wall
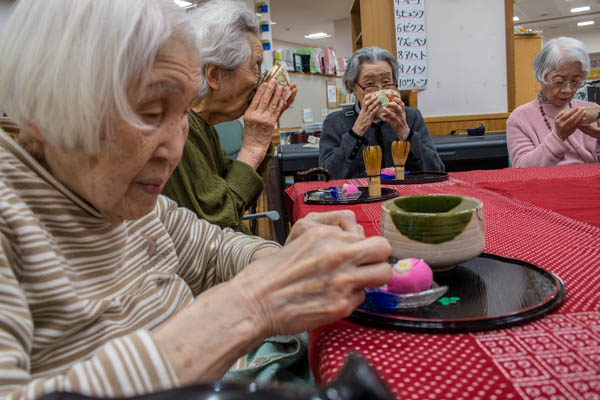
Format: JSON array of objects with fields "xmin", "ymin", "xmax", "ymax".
[
  {"xmin": 417, "ymin": 0, "xmax": 508, "ymax": 118},
  {"xmin": 277, "ymin": 73, "xmax": 343, "ymax": 128},
  {"xmin": 542, "ymin": 30, "xmax": 600, "ymax": 55},
  {"xmin": 273, "ymin": 39, "xmax": 307, "ymax": 50},
  {"xmin": 333, "ymin": 18, "xmax": 352, "ymax": 58},
  {"xmin": 0, "ymin": 0, "xmax": 14, "ymax": 31}
]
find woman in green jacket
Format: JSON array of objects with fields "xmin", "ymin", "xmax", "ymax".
[{"xmin": 162, "ymin": 0, "xmax": 296, "ymax": 234}]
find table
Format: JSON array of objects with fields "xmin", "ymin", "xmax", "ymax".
[
  {"xmin": 277, "ymin": 131, "xmax": 508, "ymax": 177},
  {"xmin": 285, "ymin": 163, "xmax": 600, "ymax": 400}
]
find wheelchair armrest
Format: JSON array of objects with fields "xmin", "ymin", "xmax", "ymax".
[
  {"xmin": 296, "ymin": 167, "xmax": 331, "ymax": 182},
  {"xmin": 242, "ymin": 210, "xmax": 281, "ymax": 223}
]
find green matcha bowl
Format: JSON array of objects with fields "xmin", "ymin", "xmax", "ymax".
[{"xmin": 381, "ymin": 194, "xmax": 485, "ymax": 271}]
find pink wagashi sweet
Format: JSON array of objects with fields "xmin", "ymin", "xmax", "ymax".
[
  {"xmin": 342, "ymin": 183, "xmax": 358, "ymax": 193},
  {"xmin": 385, "ymin": 258, "xmax": 433, "ymax": 294},
  {"xmin": 381, "ymin": 168, "xmax": 395, "ymax": 176}
]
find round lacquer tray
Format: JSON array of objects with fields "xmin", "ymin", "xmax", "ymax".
[
  {"xmin": 304, "ymin": 187, "xmax": 398, "ymax": 205},
  {"xmin": 347, "ymin": 253, "xmax": 565, "ymax": 333},
  {"xmin": 381, "ymin": 171, "xmax": 449, "ymax": 185}
]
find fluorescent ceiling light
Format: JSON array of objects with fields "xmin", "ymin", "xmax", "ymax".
[
  {"xmin": 304, "ymin": 32, "xmax": 332, "ymax": 39},
  {"xmin": 174, "ymin": 0, "xmax": 193, "ymax": 8},
  {"xmin": 513, "ymin": 16, "xmax": 520, "ymax": 21},
  {"xmin": 571, "ymin": 6, "xmax": 591, "ymax": 13},
  {"xmin": 577, "ymin": 20, "xmax": 595, "ymax": 26},
  {"xmin": 271, "ymin": 21, "xmax": 277, "ymax": 25}
]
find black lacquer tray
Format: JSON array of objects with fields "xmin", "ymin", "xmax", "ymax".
[
  {"xmin": 381, "ymin": 171, "xmax": 449, "ymax": 185},
  {"xmin": 347, "ymin": 253, "xmax": 565, "ymax": 333},
  {"xmin": 304, "ymin": 187, "xmax": 398, "ymax": 205}
]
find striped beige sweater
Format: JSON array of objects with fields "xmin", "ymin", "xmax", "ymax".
[{"xmin": 0, "ymin": 130, "xmax": 280, "ymax": 399}]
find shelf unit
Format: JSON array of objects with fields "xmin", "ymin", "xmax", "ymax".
[{"xmin": 288, "ymin": 71, "xmax": 342, "ymax": 78}]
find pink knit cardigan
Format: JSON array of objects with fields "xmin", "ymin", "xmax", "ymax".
[{"xmin": 507, "ymin": 98, "xmax": 600, "ymax": 167}]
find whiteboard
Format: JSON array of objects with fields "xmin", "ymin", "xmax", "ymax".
[{"xmin": 417, "ymin": 0, "xmax": 508, "ymax": 117}]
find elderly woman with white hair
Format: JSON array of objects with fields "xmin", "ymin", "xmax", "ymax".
[
  {"xmin": 0, "ymin": 0, "xmax": 392, "ymax": 398},
  {"xmin": 319, "ymin": 46, "xmax": 444, "ymax": 179},
  {"xmin": 507, "ymin": 37, "xmax": 600, "ymax": 167},
  {"xmin": 162, "ymin": 0, "xmax": 296, "ymax": 234}
]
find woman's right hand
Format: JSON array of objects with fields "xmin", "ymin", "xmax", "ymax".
[
  {"xmin": 233, "ymin": 222, "xmax": 392, "ymax": 336},
  {"xmin": 555, "ymin": 107, "xmax": 586, "ymax": 140},
  {"xmin": 352, "ymin": 93, "xmax": 381, "ymax": 135},
  {"xmin": 238, "ymin": 80, "xmax": 286, "ymax": 169},
  {"xmin": 152, "ymin": 212, "xmax": 392, "ymax": 384}
]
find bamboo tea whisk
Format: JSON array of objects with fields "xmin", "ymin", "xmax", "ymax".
[
  {"xmin": 363, "ymin": 145, "xmax": 382, "ymax": 197},
  {"xmin": 391, "ymin": 140, "xmax": 410, "ymax": 180}
]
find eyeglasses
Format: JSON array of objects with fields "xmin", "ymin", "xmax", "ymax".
[
  {"xmin": 546, "ymin": 79, "xmax": 587, "ymax": 90},
  {"xmin": 246, "ymin": 69, "xmax": 269, "ymax": 104},
  {"xmin": 355, "ymin": 82, "xmax": 398, "ymax": 93},
  {"xmin": 240, "ymin": 66, "xmax": 264, "ymax": 81}
]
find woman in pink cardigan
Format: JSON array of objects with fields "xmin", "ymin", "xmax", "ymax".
[{"xmin": 507, "ymin": 37, "xmax": 600, "ymax": 167}]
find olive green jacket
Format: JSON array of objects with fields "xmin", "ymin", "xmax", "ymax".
[{"xmin": 163, "ymin": 111, "xmax": 273, "ymax": 234}]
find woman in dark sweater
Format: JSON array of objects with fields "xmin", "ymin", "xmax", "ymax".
[{"xmin": 319, "ymin": 47, "xmax": 443, "ymax": 179}]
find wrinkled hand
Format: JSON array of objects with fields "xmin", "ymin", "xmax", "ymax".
[
  {"xmin": 380, "ymin": 100, "xmax": 410, "ymax": 140},
  {"xmin": 352, "ymin": 93, "xmax": 380, "ymax": 135},
  {"xmin": 579, "ymin": 121, "xmax": 600, "ymax": 140},
  {"xmin": 555, "ymin": 107, "xmax": 586, "ymax": 140},
  {"xmin": 232, "ymin": 225, "xmax": 392, "ymax": 336},
  {"xmin": 283, "ymin": 82, "xmax": 297, "ymax": 113},
  {"xmin": 285, "ymin": 210, "xmax": 365, "ymax": 245},
  {"xmin": 238, "ymin": 81, "xmax": 286, "ymax": 169}
]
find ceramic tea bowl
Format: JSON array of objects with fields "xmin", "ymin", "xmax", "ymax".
[
  {"xmin": 375, "ymin": 88, "xmax": 400, "ymax": 108},
  {"xmin": 381, "ymin": 194, "xmax": 485, "ymax": 271}
]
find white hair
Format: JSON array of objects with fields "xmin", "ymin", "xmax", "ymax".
[
  {"xmin": 189, "ymin": 0, "xmax": 259, "ymax": 98},
  {"xmin": 534, "ymin": 37, "xmax": 591, "ymax": 85},
  {"xmin": 343, "ymin": 47, "xmax": 400, "ymax": 93},
  {"xmin": 0, "ymin": 0, "xmax": 194, "ymax": 155}
]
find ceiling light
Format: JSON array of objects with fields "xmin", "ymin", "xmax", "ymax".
[
  {"xmin": 571, "ymin": 6, "xmax": 591, "ymax": 13},
  {"xmin": 174, "ymin": 0, "xmax": 193, "ymax": 8},
  {"xmin": 270, "ymin": 21, "xmax": 277, "ymax": 25},
  {"xmin": 577, "ymin": 20, "xmax": 595, "ymax": 26},
  {"xmin": 513, "ymin": 16, "xmax": 520, "ymax": 22},
  {"xmin": 304, "ymin": 32, "xmax": 332, "ymax": 39}
]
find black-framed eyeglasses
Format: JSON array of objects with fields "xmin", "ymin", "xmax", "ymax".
[
  {"xmin": 355, "ymin": 82, "xmax": 398, "ymax": 93},
  {"xmin": 546, "ymin": 79, "xmax": 587, "ymax": 90}
]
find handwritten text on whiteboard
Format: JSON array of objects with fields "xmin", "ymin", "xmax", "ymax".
[{"xmin": 394, "ymin": 0, "xmax": 427, "ymax": 89}]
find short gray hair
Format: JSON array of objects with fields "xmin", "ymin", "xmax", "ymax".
[
  {"xmin": 0, "ymin": 0, "xmax": 193, "ymax": 155},
  {"xmin": 189, "ymin": 0, "xmax": 259, "ymax": 98},
  {"xmin": 534, "ymin": 37, "xmax": 590, "ymax": 85},
  {"xmin": 343, "ymin": 47, "xmax": 400, "ymax": 93}
]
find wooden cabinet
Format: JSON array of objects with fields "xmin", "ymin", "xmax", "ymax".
[
  {"xmin": 351, "ymin": 0, "xmax": 396, "ymax": 55},
  {"xmin": 351, "ymin": 0, "xmax": 417, "ymax": 106},
  {"xmin": 514, "ymin": 34, "xmax": 542, "ymax": 108}
]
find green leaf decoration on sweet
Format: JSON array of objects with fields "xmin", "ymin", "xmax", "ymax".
[
  {"xmin": 437, "ymin": 296, "xmax": 461, "ymax": 306},
  {"xmin": 389, "ymin": 195, "xmax": 473, "ymax": 244},
  {"xmin": 379, "ymin": 95, "xmax": 388, "ymax": 107}
]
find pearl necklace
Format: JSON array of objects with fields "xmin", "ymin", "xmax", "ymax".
[{"xmin": 538, "ymin": 97, "xmax": 573, "ymax": 132}]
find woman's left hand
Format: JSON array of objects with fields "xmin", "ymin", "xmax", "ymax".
[
  {"xmin": 578, "ymin": 121, "xmax": 600, "ymax": 140},
  {"xmin": 380, "ymin": 100, "xmax": 410, "ymax": 140},
  {"xmin": 284, "ymin": 210, "xmax": 365, "ymax": 245}
]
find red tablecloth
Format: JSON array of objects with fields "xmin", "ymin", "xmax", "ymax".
[
  {"xmin": 285, "ymin": 164, "xmax": 600, "ymax": 400},
  {"xmin": 452, "ymin": 163, "xmax": 600, "ymax": 229}
]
